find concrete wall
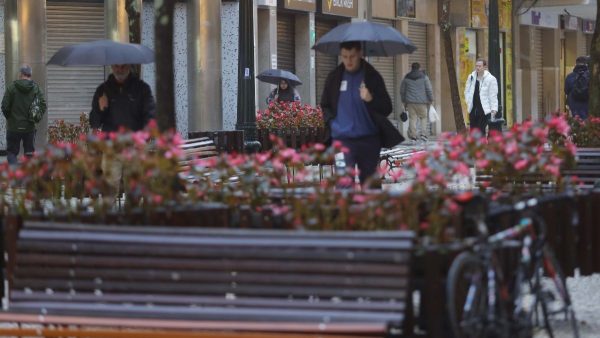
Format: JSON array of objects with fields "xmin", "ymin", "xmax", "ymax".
[{"xmin": 221, "ymin": 1, "xmax": 239, "ymax": 131}]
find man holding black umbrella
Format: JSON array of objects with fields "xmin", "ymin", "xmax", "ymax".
[
  {"xmin": 89, "ymin": 64, "xmax": 156, "ymax": 194},
  {"xmin": 90, "ymin": 64, "xmax": 155, "ymax": 132},
  {"xmin": 320, "ymin": 41, "xmax": 393, "ymax": 187}
]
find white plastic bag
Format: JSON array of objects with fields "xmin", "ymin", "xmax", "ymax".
[{"xmin": 428, "ymin": 105, "xmax": 439, "ymax": 123}]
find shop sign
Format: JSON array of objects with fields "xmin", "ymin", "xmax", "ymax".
[
  {"xmin": 582, "ymin": 19, "xmax": 595, "ymax": 34},
  {"xmin": 280, "ymin": 0, "xmax": 316, "ymax": 12},
  {"xmin": 561, "ymin": 15, "xmax": 579, "ymax": 31},
  {"xmin": 396, "ymin": 0, "xmax": 415, "ymax": 18},
  {"xmin": 471, "ymin": 0, "xmax": 488, "ymax": 28},
  {"xmin": 322, "ymin": 0, "xmax": 358, "ymax": 17},
  {"xmin": 519, "ymin": 10, "xmax": 558, "ymax": 29}
]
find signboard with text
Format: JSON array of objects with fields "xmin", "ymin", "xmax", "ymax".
[
  {"xmin": 583, "ymin": 19, "xmax": 596, "ymax": 34},
  {"xmin": 519, "ymin": 10, "xmax": 559, "ymax": 29},
  {"xmin": 280, "ymin": 0, "xmax": 316, "ymax": 12},
  {"xmin": 561, "ymin": 15, "xmax": 579, "ymax": 31},
  {"xmin": 321, "ymin": 0, "xmax": 358, "ymax": 17}
]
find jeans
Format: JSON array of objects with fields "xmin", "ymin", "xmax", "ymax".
[
  {"xmin": 336, "ymin": 135, "xmax": 382, "ymax": 186},
  {"xmin": 6, "ymin": 130, "xmax": 36, "ymax": 165}
]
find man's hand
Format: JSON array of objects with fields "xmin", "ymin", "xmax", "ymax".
[
  {"xmin": 99, "ymin": 93, "xmax": 108, "ymax": 111},
  {"xmin": 359, "ymin": 83, "xmax": 373, "ymax": 102}
]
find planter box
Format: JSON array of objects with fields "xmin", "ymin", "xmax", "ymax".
[{"xmin": 257, "ymin": 128, "xmax": 326, "ymax": 151}]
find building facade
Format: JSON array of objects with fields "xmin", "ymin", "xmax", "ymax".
[{"xmin": 0, "ymin": 0, "xmax": 595, "ymax": 152}]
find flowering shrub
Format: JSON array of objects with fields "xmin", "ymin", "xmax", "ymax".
[
  {"xmin": 256, "ymin": 101, "xmax": 324, "ymax": 130},
  {"xmin": 390, "ymin": 116, "xmax": 576, "ymax": 241},
  {"xmin": 48, "ymin": 113, "xmax": 90, "ymax": 144},
  {"xmin": 566, "ymin": 116, "xmax": 600, "ymax": 147}
]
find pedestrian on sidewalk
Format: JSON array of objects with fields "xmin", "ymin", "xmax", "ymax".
[
  {"xmin": 266, "ymin": 79, "xmax": 301, "ymax": 104},
  {"xmin": 400, "ymin": 62, "xmax": 433, "ymax": 143},
  {"xmin": 320, "ymin": 41, "xmax": 393, "ymax": 187},
  {"xmin": 89, "ymin": 64, "xmax": 156, "ymax": 194},
  {"xmin": 1, "ymin": 65, "xmax": 47, "ymax": 165},
  {"xmin": 464, "ymin": 59, "xmax": 498, "ymax": 135},
  {"xmin": 90, "ymin": 64, "xmax": 155, "ymax": 132},
  {"xmin": 565, "ymin": 55, "xmax": 590, "ymax": 120}
]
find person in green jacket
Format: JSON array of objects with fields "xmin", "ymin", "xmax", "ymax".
[{"xmin": 1, "ymin": 65, "xmax": 47, "ymax": 165}]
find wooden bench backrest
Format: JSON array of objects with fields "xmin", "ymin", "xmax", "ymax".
[
  {"xmin": 8, "ymin": 221, "xmax": 414, "ymax": 327},
  {"xmin": 188, "ymin": 130, "xmax": 245, "ymax": 154},
  {"xmin": 563, "ymin": 148, "xmax": 600, "ymax": 187}
]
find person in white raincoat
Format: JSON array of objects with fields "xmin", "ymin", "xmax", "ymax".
[{"xmin": 464, "ymin": 59, "xmax": 498, "ymax": 134}]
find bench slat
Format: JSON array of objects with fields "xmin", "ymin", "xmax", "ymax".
[{"xmin": 9, "ymin": 301, "xmax": 405, "ymax": 323}]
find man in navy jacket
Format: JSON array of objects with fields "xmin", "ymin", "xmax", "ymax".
[{"xmin": 320, "ymin": 41, "xmax": 393, "ymax": 187}]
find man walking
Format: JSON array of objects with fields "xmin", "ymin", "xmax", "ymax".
[
  {"xmin": 90, "ymin": 64, "xmax": 155, "ymax": 132},
  {"xmin": 90, "ymin": 64, "xmax": 156, "ymax": 194},
  {"xmin": 400, "ymin": 62, "xmax": 433, "ymax": 143},
  {"xmin": 565, "ymin": 56, "xmax": 589, "ymax": 120},
  {"xmin": 1, "ymin": 65, "xmax": 47, "ymax": 165},
  {"xmin": 464, "ymin": 59, "xmax": 498, "ymax": 134},
  {"xmin": 320, "ymin": 41, "xmax": 393, "ymax": 187}
]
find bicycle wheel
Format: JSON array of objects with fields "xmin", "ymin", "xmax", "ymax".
[
  {"xmin": 447, "ymin": 252, "xmax": 507, "ymax": 338},
  {"xmin": 538, "ymin": 246, "xmax": 579, "ymax": 338}
]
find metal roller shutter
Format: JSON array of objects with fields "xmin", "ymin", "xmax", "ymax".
[
  {"xmin": 534, "ymin": 28, "xmax": 544, "ymax": 117},
  {"xmin": 315, "ymin": 18, "xmax": 339, "ymax": 102},
  {"xmin": 408, "ymin": 22, "xmax": 428, "ymax": 72},
  {"xmin": 369, "ymin": 19, "xmax": 396, "ymax": 109},
  {"xmin": 584, "ymin": 34, "xmax": 592, "ymax": 56},
  {"xmin": 46, "ymin": 2, "xmax": 105, "ymax": 124},
  {"xmin": 277, "ymin": 13, "xmax": 296, "ymax": 74}
]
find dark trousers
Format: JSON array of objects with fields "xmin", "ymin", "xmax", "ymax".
[
  {"xmin": 6, "ymin": 130, "xmax": 36, "ymax": 165},
  {"xmin": 469, "ymin": 107, "xmax": 488, "ymax": 135},
  {"xmin": 337, "ymin": 135, "xmax": 382, "ymax": 186}
]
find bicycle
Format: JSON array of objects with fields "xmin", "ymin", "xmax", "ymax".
[{"xmin": 446, "ymin": 194, "xmax": 579, "ymax": 338}]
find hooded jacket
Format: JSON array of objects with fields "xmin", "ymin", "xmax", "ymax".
[
  {"xmin": 400, "ymin": 69, "xmax": 433, "ymax": 105},
  {"xmin": 564, "ymin": 64, "xmax": 589, "ymax": 118},
  {"xmin": 1, "ymin": 79, "xmax": 47, "ymax": 133},
  {"xmin": 319, "ymin": 59, "xmax": 394, "ymax": 146},
  {"xmin": 90, "ymin": 73, "xmax": 156, "ymax": 132},
  {"xmin": 464, "ymin": 70, "xmax": 498, "ymax": 115}
]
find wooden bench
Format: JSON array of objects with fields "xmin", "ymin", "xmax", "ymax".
[
  {"xmin": 189, "ymin": 130, "xmax": 245, "ymax": 154},
  {"xmin": 179, "ymin": 137, "xmax": 218, "ymax": 172},
  {"xmin": 475, "ymin": 148, "xmax": 600, "ymax": 191},
  {"xmin": 1, "ymin": 219, "xmax": 416, "ymax": 337},
  {"xmin": 562, "ymin": 147, "xmax": 600, "ymax": 188},
  {"xmin": 380, "ymin": 147, "xmax": 426, "ymax": 175}
]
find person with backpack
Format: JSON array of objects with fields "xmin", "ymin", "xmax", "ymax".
[
  {"xmin": 1, "ymin": 65, "xmax": 47, "ymax": 165},
  {"xmin": 565, "ymin": 56, "xmax": 590, "ymax": 120}
]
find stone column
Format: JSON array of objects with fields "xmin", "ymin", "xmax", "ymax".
[
  {"xmin": 257, "ymin": 6, "xmax": 277, "ymax": 111},
  {"xmin": 105, "ymin": 0, "xmax": 129, "ymax": 42},
  {"xmin": 188, "ymin": 0, "xmax": 222, "ymax": 132},
  {"xmin": 295, "ymin": 12, "xmax": 315, "ymax": 106},
  {"xmin": 542, "ymin": 28, "xmax": 562, "ymax": 115},
  {"xmin": 4, "ymin": 0, "xmax": 47, "ymax": 148}
]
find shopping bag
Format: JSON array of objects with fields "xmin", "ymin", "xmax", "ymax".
[{"xmin": 428, "ymin": 105, "xmax": 439, "ymax": 123}]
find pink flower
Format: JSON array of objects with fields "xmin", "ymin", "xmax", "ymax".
[
  {"xmin": 514, "ymin": 159, "xmax": 528, "ymax": 171},
  {"xmin": 454, "ymin": 162, "xmax": 471, "ymax": 176},
  {"xmin": 476, "ymin": 159, "xmax": 489, "ymax": 168}
]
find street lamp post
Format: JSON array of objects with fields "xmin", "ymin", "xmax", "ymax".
[{"xmin": 236, "ymin": 0, "xmax": 257, "ymax": 141}]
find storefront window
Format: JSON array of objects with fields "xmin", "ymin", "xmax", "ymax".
[{"xmin": 396, "ymin": 0, "xmax": 415, "ymax": 18}]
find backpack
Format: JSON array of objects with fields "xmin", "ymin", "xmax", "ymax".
[
  {"xmin": 28, "ymin": 92, "xmax": 44, "ymax": 123},
  {"xmin": 571, "ymin": 71, "xmax": 589, "ymax": 101}
]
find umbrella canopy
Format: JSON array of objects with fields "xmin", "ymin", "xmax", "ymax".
[
  {"xmin": 257, "ymin": 69, "xmax": 302, "ymax": 87},
  {"xmin": 47, "ymin": 39, "xmax": 154, "ymax": 66},
  {"xmin": 313, "ymin": 21, "xmax": 416, "ymax": 57}
]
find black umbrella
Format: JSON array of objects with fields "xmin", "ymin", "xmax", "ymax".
[
  {"xmin": 313, "ymin": 21, "xmax": 416, "ymax": 57},
  {"xmin": 257, "ymin": 69, "xmax": 302, "ymax": 87},
  {"xmin": 47, "ymin": 39, "xmax": 154, "ymax": 66}
]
